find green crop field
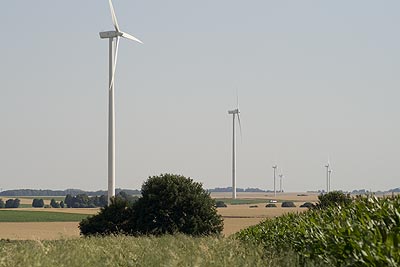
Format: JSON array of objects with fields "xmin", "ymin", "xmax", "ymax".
[
  {"xmin": 0, "ymin": 210, "xmax": 90, "ymax": 222},
  {"xmin": 215, "ymin": 198, "xmax": 267, "ymax": 205},
  {"xmin": 0, "ymin": 235, "xmax": 318, "ymax": 267}
]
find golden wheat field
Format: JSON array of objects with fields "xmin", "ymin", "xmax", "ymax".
[{"xmin": 0, "ymin": 193, "xmax": 318, "ymax": 240}]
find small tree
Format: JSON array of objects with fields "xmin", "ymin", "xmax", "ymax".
[
  {"xmin": 50, "ymin": 199, "xmax": 60, "ymax": 208},
  {"xmin": 281, "ymin": 201, "xmax": 296, "ymax": 207},
  {"xmin": 32, "ymin": 199, "xmax": 45, "ymax": 208},
  {"xmin": 80, "ymin": 174, "xmax": 224, "ymax": 236},
  {"xmin": 215, "ymin": 201, "xmax": 227, "ymax": 208},
  {"xmin": 5, "ymin": 199, "xmax": 20, "ymax": 208},
  {"xmin": 60, "ymin": 201, "xmax": 65, "ymax": 208},
  {"xmin": 0, "ymin": 199, "xmax": 4, "ymax": 208},
  {"xmin": 315, "ymin": 191, "xmax": 352, "ymax": 209}
]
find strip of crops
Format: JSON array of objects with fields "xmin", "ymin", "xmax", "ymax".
[
  {"xmin": 237, "ymin": 195, "xmax": 400, "ymax": 266},
  {"xmin": 0, "ymin": 235, "xmax": 313, "ymax": 267},
  {"xmin": 0, "ymin": 210, "xmax": 90, "ymax": 222}
]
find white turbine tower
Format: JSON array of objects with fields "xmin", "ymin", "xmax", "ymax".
[
  {"xmin": 324, "ymin": 160, "xmax": 330, "ymax": 193},
  {"xmin": 99, "ymin": 0, "xmax": 143, "ymax": 205},
  {"xmin": 272, "ymin": 165, "xmax": 277, "ymax": 197},
  {"xmin": 279, "ymin": 173, "xmax": 284, "ymax": 193},
  {"xmin": 228, "ymin": 96, "xmax": 242, "ymax": 199}
]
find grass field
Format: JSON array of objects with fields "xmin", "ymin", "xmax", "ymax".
[
  {"xmin": 0, "ymin": 210, "xmax": 90, "ymax": 222},
  {"xmin": 0, "ymin": 235, "xmax": 315, "ymax": 267}
]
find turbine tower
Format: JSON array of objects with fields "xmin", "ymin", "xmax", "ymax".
[
  {"xmin": 279, "ymin": 173, "xmax": 284, "ymax": 193},
  {"xmin": 324, "ymin": 161, "xmax": 330, "ymax": 193},
  {"xmin": 272, "ymin": 165, "xmax": 277, "ymax": 197},
  {"xmin": 100, "ymin": 0, "xmax": 143, "ymax": 205},
  {"xmin": 328, "ymin": 168, "xmax": 332, "ymax": 192},
  {"xmin": 228, "ymin": 97, "xmax": 242, "ymax": 199}
]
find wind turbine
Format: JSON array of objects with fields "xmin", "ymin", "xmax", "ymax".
[
  {"xmin": 328, "ymin": 168, "xmax": 333, "ymax": 192},
  {"xmin": 228, "ymin": 94, "xmax": 242, "ymax": 199},
  {"xmin": 272, "ymin": 165, "xmax": 277, "ymax": 197},
  {"xmin": 324, "ymin": 161, "xmax": 330, "ymax": 193},
  {"xmin": 279, "ymin": 173, "xmax": 284, "ymax": 193},
  {"xmin": 99, "ymin": 0, "xmax": 143, "ymax": 205}
]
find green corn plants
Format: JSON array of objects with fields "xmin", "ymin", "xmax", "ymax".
[{"xmin": 237, "ymin": 194, "xmax": 400, "ymax": 266}]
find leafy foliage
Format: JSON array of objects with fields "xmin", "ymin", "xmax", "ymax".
[
  {"xmin": 281, "ymin": 201, "xmax": 296, "ymax": 208},
  {"xmin": 215, "ymin": 200, "xmax": 227, "ymax": 208},
  {"xmin": 300, "ymin": 202, "xmax": 314, "ymax": 208},
  {"xmin": 80, "ymin": 174, "xmax": 224, "ymax": 237},
  {"xmin": 237, "ymin": 195, "xmax": 400, "ymax": 266},
  {"xmin": 50, "ymin": 199, "xmax": 61, "ymax": 208},
  {"xmin": 314, "ymin": 191, "xmax": 352, "ymax": 209},
  {"xmin": 265, "ymin": 203, "xmax": 277, "ymax": 208},
  {"xmin": 64, "ymin": 194, "xmax": 107, "ymax": 208},
  {"xmin": 0, "ymin": 199, "xmax": 4, "ymax": 208},
  {"xmin": 5, "ymin": 199, "xmax": 20, "ymax": 208},
  {"xmin": 32, "ymin": 199, "xmax": 45, "ymax": 208}
]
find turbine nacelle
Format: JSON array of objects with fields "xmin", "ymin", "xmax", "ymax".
[
  {"xmin": 228, "ymin": 109, "xmax": 240, "ymax": 115},
  {"xmin": 99, "ymin": 31, "xmax": 123, "ymax": 39}
]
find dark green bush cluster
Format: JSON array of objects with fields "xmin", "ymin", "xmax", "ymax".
[
  {"xmin": 50, "ymin": 199, "xmax": 64, "ymax": 208},
  {"xmin": 237, "ymin": 194, "xmax": 400, "ymax": 266},
  {"xmin": 300, "ymin": 202, "xmax": 314, "ymax": 208},
  {"xmin": 4, "ymin": 199, "xmax": 20, "ymax": 208},
  {"xmin": 265, "ymin": 203, "xmax": 277, "ymax": 208},
  {"xmin": 0, "ymin": 199, "xmax": 4, "ymax": 208},
  {"xmin": 79, "ymin": 174, "xmax": 223, "ymax": 237},
  {"xmin": 281, "ymin": 201, "xmax": 296, "ymax": 207},
  {"xmin": 215, "ymin": 200, "xmax": 227, "ymax": 208},
  {"xmin": 32, "ymin": 199, "xmax": 44, "ymax": 208},
  {"xmin": 64, "ymin": 194, "xmax": 108, "ymax": 208},
  {"xmin": 314, "ymin": 191, "xmax": 352, "ymax": 209}
]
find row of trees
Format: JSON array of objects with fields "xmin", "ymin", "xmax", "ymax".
[{"xmin": 0, "ymin": 198, "xmax": 20, "ymax": 208}]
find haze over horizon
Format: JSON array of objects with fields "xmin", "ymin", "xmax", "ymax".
[{"xmin": 1, "ymin": 1, "xmax": 399, "ymax": 193}]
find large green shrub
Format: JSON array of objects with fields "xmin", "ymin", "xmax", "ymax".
[
  {"xmin": 281, "ymin": 201, "xmax": 296, "ymax": 208},
  {"xmin": 5, "ymin": 199, "xmax": 20, "ymax": 208},
  {"xmin": 80, "ymin": 174, "xmax": 223, "ymax": 236},
  {"xmin": 0, "ymin": 199, "xmax": 4, "ymax": 208},
  {"xmin": 32, "ymin": 199, "xmax": 44, "ymax": 208}
]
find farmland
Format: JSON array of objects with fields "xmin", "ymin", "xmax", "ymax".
[{"xmin": 0, "ymin": 193, "xmax": 317, "ymax": 239}]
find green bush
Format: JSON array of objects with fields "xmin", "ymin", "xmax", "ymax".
[
  {"xmin": 80, "ymin": 174, "xmax": 224, "ymax": 237},
  {"xmin": 265, "ymin": 203, "xmax": 277, "ymax": 208},
  {"xmin": 300, "ymin": 202, "xmax": 314, "ymax": 208},
  {"xmin": 314, "ymin": 191, "xmax": 352, "ymax": 209},
  {"xmin": 237, "ymin": 195, "xmax": 400, "ymax": 266},
  {"xmin": 0, "ymin": 199, "xmax": 4, "ymax": 209},
  {"xmin": 5, "ymin": 199, "xmax": 20, "ymax": 208},
  {"xmin": 32, "ymin": 199, "xmax": 45, "ymax": 208},
  {"xmin": 215, "ymin": 200, "xmax": 227, "ymax": 208},
  {"xmin": 281, "ymin": 201, "xmax": 296, "ymax": 207}
]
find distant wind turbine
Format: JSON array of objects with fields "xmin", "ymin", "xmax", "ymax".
[
  {"xmin": 272, "ymin": 165, "xmax": 277, "ymax": 197},
  {"xmin": 279, "ymin": 173, "xmax": 284, "ymax": 193},
  {"xmin": 228, "ymin": 93, "xmax": 242, "ymax": 199},
  {"xmin": 324, "ymin": 160, "xmax": 330, "ymax": 193},
  {"xmin": 99, "ymin": 0, "xmax": 143, "ymax": 205}
]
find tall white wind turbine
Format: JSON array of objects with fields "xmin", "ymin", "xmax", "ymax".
[
  {"xmin": 99, "ymin": 0, "xmax": 143, "ymax": 205},
  {"xmin": 228, "ymin": 95, "xmax": 242, "ymax": 199}
]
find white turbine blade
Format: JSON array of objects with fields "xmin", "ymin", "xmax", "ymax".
[
  {"xmin": 109, "ymin": 37, "xmax": 120, "ymax": 90},
  {"xmin": 122, "ymin": 32, "xmax": 143, "ymax": 44},
  {"xmin": 108, "ymin": 0, "xmax": 120, "ymax": 31},
  {"xmin": 237, "ymin": 113, "xmax": 243, "ymax": 142}
]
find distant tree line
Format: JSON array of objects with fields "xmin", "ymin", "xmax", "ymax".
[
  {"xmin": 64, "ymin": 192, "xmax": 138, "ymax": 208},
  {"xmin": 0, "ymin": 188, "xmax": 140, "ymax": 197},
  {"xmin": 0, "ymin": 198, "xmax": 20, "ymax": 208},
  {"xmin": 207, "ymin": 187, "xmax": 267, "ymax": 193}
]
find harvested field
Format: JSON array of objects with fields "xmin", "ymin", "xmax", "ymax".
[{"xmin": 0, "ymin": 222, "xmax": 79, "ymax": 240}]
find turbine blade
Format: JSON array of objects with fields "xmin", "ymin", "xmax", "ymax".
[
  {"xmin": 237, "ymin": 113, "xmax": 243, "ymax": 142},
  {"xmin": 122, "ymin": 32, "xmax": 143, "ymax": 44},
  {"xmin": 108, "ymin": 0, "xmax": 120, "ymax": 32},
  {"xmin": 109, "ymin": 37, "xmax": 120, "ymax": 91}
]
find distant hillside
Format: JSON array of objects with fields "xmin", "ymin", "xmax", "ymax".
[{"xmin": 0, "ymin": 188, "xmax": 140, "ymax": 197}]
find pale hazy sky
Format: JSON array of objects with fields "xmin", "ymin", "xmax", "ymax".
[{"xmin": 1, "ymin": 1, "xmax": 399, "ymax": 192}]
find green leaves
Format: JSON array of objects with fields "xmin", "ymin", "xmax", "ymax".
[{"xmin": 237, "ymin": 194, "xmax": 400, "ymax": 266}]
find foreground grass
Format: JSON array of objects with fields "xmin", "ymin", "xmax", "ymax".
[
  {"xmin": 0, "ymin": 210, "xmax": 90, "ymax": 222},
  {"xmin": 0, "ymin": 235, "xmax": 317, "ymax": 267}
]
